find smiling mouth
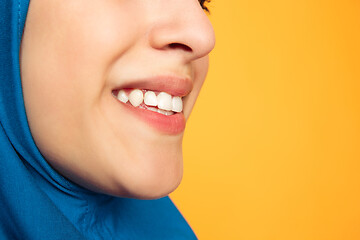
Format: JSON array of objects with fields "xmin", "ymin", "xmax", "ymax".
[
  {"xmin": 112, "ymin": 89, "xmax": 183, "ymax": 116},
  {"xmin": 110, "ymin": 75, "xmax": 191, "ymax": 134}
]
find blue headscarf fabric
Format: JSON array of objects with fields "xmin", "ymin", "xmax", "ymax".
[{"xmin": 0, "ymin": 1, "xmax": 197, "ymax": 239}]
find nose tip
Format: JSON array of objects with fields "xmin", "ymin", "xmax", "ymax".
[
  {"xmin": 186, "ymin": 19, "xmax": 216, "ymax": 58},
  {"xmin": 148, "ymin": 3, "xmax": 215, "ymax": 61}
]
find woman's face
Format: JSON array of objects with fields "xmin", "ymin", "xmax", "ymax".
[{"xmin": 20, "ymin": 0, "xmax": 215, "ymax": 199}]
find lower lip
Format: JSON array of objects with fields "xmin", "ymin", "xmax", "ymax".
[{"xmin": 119, "ymin": 101, "xmax": 186, "ymax": 135}]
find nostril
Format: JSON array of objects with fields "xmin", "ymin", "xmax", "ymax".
[{"xmin": 168, "ymin": 43, "xmax": 192, "ymax": 52}]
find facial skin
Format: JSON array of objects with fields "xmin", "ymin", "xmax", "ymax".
[{"xmin": 20, "ymin": 0, "xmax": 215, "ymax": 199}]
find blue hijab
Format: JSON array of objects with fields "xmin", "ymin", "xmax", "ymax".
[{"xmin": 0, "ymin": 1, "xmax": 196, "ymax": 239}]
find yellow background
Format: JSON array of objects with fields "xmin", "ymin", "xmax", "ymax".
[{"xmin": 170, "ymin": 0, "xmax": 360, "ymax": 239}]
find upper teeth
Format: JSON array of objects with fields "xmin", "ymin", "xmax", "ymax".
[
  {"xmin": 116, "ymin": 89, "xmax": 183, "ymax": 113},
  {"xmin": 128, "ymin": 89, "xmax": 143, "ymax": 107},
  {"xmin": 144, "ymin": 91, "xmax": 157, "ymax": 106},
  {"xmin": 157, "ymin": 92, "xmax": 172, "ymax": 111}
]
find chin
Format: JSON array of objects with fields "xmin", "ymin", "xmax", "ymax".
[
  {"xmin": 125, "ymin": 168, "xmax": 183, "ymax": 200},
  {"xmin": 81, "ymin": 139, "xmax": 185, "ymax": 200},
  {"xmin": 107, "ymin": 157, "xmax": 184, "ymax": 200},
  {"xmin": 124, "ymin": 149, "xmax": 184, "ymax": 199}
]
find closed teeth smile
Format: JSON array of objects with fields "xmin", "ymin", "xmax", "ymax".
[{"xmin": 113, "ymin": 89, "xmax": 183, "ymax": 116}]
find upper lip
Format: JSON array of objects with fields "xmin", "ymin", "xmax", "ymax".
[{"xmin": 113, "ymin": 75, "xmax": 193, "ymax": 97}]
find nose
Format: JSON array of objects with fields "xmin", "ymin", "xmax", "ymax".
[{"xmin": 148, "ymin": 0, "xmax": 215, "ymax": 62}]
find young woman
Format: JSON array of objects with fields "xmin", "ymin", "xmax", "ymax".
[{"xmin": 0, "ymin": 0, "xmax": 215, "ymax": 239}]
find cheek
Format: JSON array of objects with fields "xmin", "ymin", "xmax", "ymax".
[
  {"xmin": 25, "ymin": 0, "xmax": 142, "ymax": 92},
  {"xmin": 20, "ymin": 1, "xmax": 140, "ymax": 185},
  {"xmin": 21, "ymin": 0, "xmax": 145, "ymax": 139}
]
